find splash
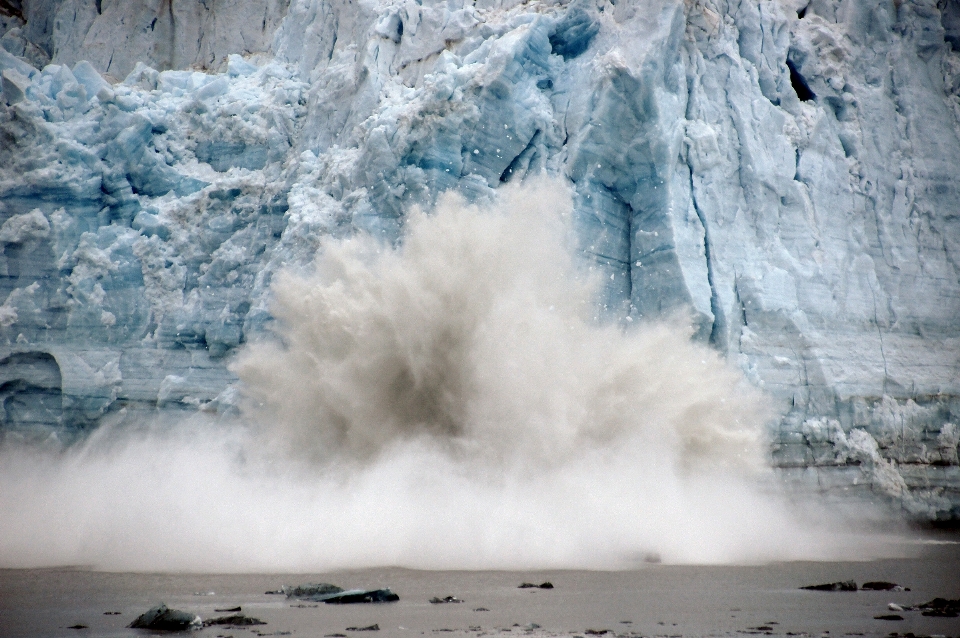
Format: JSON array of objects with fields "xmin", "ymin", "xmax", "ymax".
[
  {"xmin": 235, "ymin": 180, "xmax": 766, "ymax": 471},
  {"xmin": 0, "ymin": 180, "xmax": 904, "ymax": 572}
]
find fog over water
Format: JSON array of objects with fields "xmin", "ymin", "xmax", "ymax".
[{"xmin": 0, "ymin": 181, "xmax": 905, "ymax": 572}]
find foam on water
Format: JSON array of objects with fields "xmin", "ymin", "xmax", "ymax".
[{"xmin": 0, "ymin": 180, "xmax": 905, "ymax": 572}]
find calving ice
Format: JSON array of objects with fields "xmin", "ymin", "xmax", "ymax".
[
  {"xmin": 0, "ymin": 0, "xmax": 958, "ymax": 561},
  {"xmin": 0, "ymin": 181, "xmax": 886, "ymax": 570}
]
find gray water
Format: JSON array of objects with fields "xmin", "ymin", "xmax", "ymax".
[{"xmin": 1, "ymin": 540, "xmax": 958, "ymax": 638}]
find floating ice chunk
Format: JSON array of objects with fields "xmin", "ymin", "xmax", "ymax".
[{"xmin": 128, "ymin": 604, "xmax": 202, "ymax": 631}]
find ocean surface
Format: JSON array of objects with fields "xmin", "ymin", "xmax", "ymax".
[{"xmin": 2, "ymin": 538, "xmax": 958, "ymax": 638}]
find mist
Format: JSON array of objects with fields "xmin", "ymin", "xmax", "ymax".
[{"xmin": 0, "ymin": 180, "xmax": 907, "ymax": 572}]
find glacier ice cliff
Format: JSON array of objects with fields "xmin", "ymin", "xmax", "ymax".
[{"xmin": 1, "ymin": 0, "xmax": 959, "ymax": 521}]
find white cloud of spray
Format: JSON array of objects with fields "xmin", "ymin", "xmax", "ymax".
[
  {"xmin": 0, "ymin": 179, "xmax": 906, "ymax": 572},
  {"xmin": 236, "ymin": 180, "xmax": 766, "ymax": 471}
]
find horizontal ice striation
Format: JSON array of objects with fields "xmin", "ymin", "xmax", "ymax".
[
  {"xmin": 1, "ymin": 0, "xmax": 960, "ymax": 520},
  {"xmin": 0, "ymin": 48, "xmax": 302, "ymax": 431},
  {"xmin": 1, "ymin": 0, "xmax": 289, "ymax": 79}
]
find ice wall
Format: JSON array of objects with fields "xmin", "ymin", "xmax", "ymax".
[
  {"xmin": 1, "ymin": 0, "xmax": 959, "ymax": 521},
  {"xmin": 1, "ymin": 0, "xmax": 289, "ymax": 78}
]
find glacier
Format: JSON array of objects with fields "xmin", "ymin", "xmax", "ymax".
[{"xmin": 1, "ymin": 0, "xmax": 959, "ymax": 522}]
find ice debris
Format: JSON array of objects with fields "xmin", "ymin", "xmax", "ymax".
[{"xmin": 127, "ymin": 604, "xmax": 202, "ymax": 631}]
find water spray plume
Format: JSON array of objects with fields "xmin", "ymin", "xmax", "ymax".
[
  {"xmin": 235, "ymin": 179, "xmax": 766, "ymax": 470},
  {"xmin": 0, "ymin": 179, "xmax": 905, "ymax": 572}
]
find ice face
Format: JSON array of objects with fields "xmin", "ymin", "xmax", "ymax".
[{"xmin": 1, "ymin": 0, "xmax": 959, "ymax": 520}]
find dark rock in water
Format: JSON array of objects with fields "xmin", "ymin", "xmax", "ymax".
[
  {"xmin": 873, "ymin": 614, "xmax": 904, "ymax": 621},
  {"xmin": 215, "ymin": 606, "xmax": 242, "ymax": 613},
  {"xmin": 203, "ymin": 614, "xmax": 266, "ymax": 626},
  {"xmin": 265, "ymin": 589, "xmax": 284, "ymax": 595},
  {"xmin": 585, "ymin": 629, "xmax": 609, "ymax": 635},
  {"xmin": 128, "ymin": 604, "xmax": 202, "ymax": 631},
  {"xmin": 921, "ymin": 609, "xmax": 960, "ymax": 617},
  {"xmin": 325, "ymin": 634, "xmax": 348, "ymax": 637},
  {"xmin": 518, "ymin": 582, "xmax": 554, "ymax": 589},
  {"xmin": 285, "ymin": 583, "xmax": 345, "ymax": 599},
  {"xmin": 916, "ymin": 597, "xmax": 960, "ymax": 617},
  {"xmin": 430, "ymin": 596, "xmax": 463, "ymax": 604},
  {"xmin": 862, "ymin": 582, "xmax": 904, "ymax": 591},
  {"xmin": 345, "ymin": 624, "xmax": 380, "ymax": 631},
  {"xmin": 67, "ymin": 624, "xmax": 88, "ymax": 629},
  {"xmin": 800, "ymin": 581, "xmax": 857, "ymax": 591},
  {"xmin": 300, "ymin": 588, "xmax": 400, "ymax": 604},
  {"xmin": 103, "ymin": 611, "xmax": 121, "ymax": 615}
]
